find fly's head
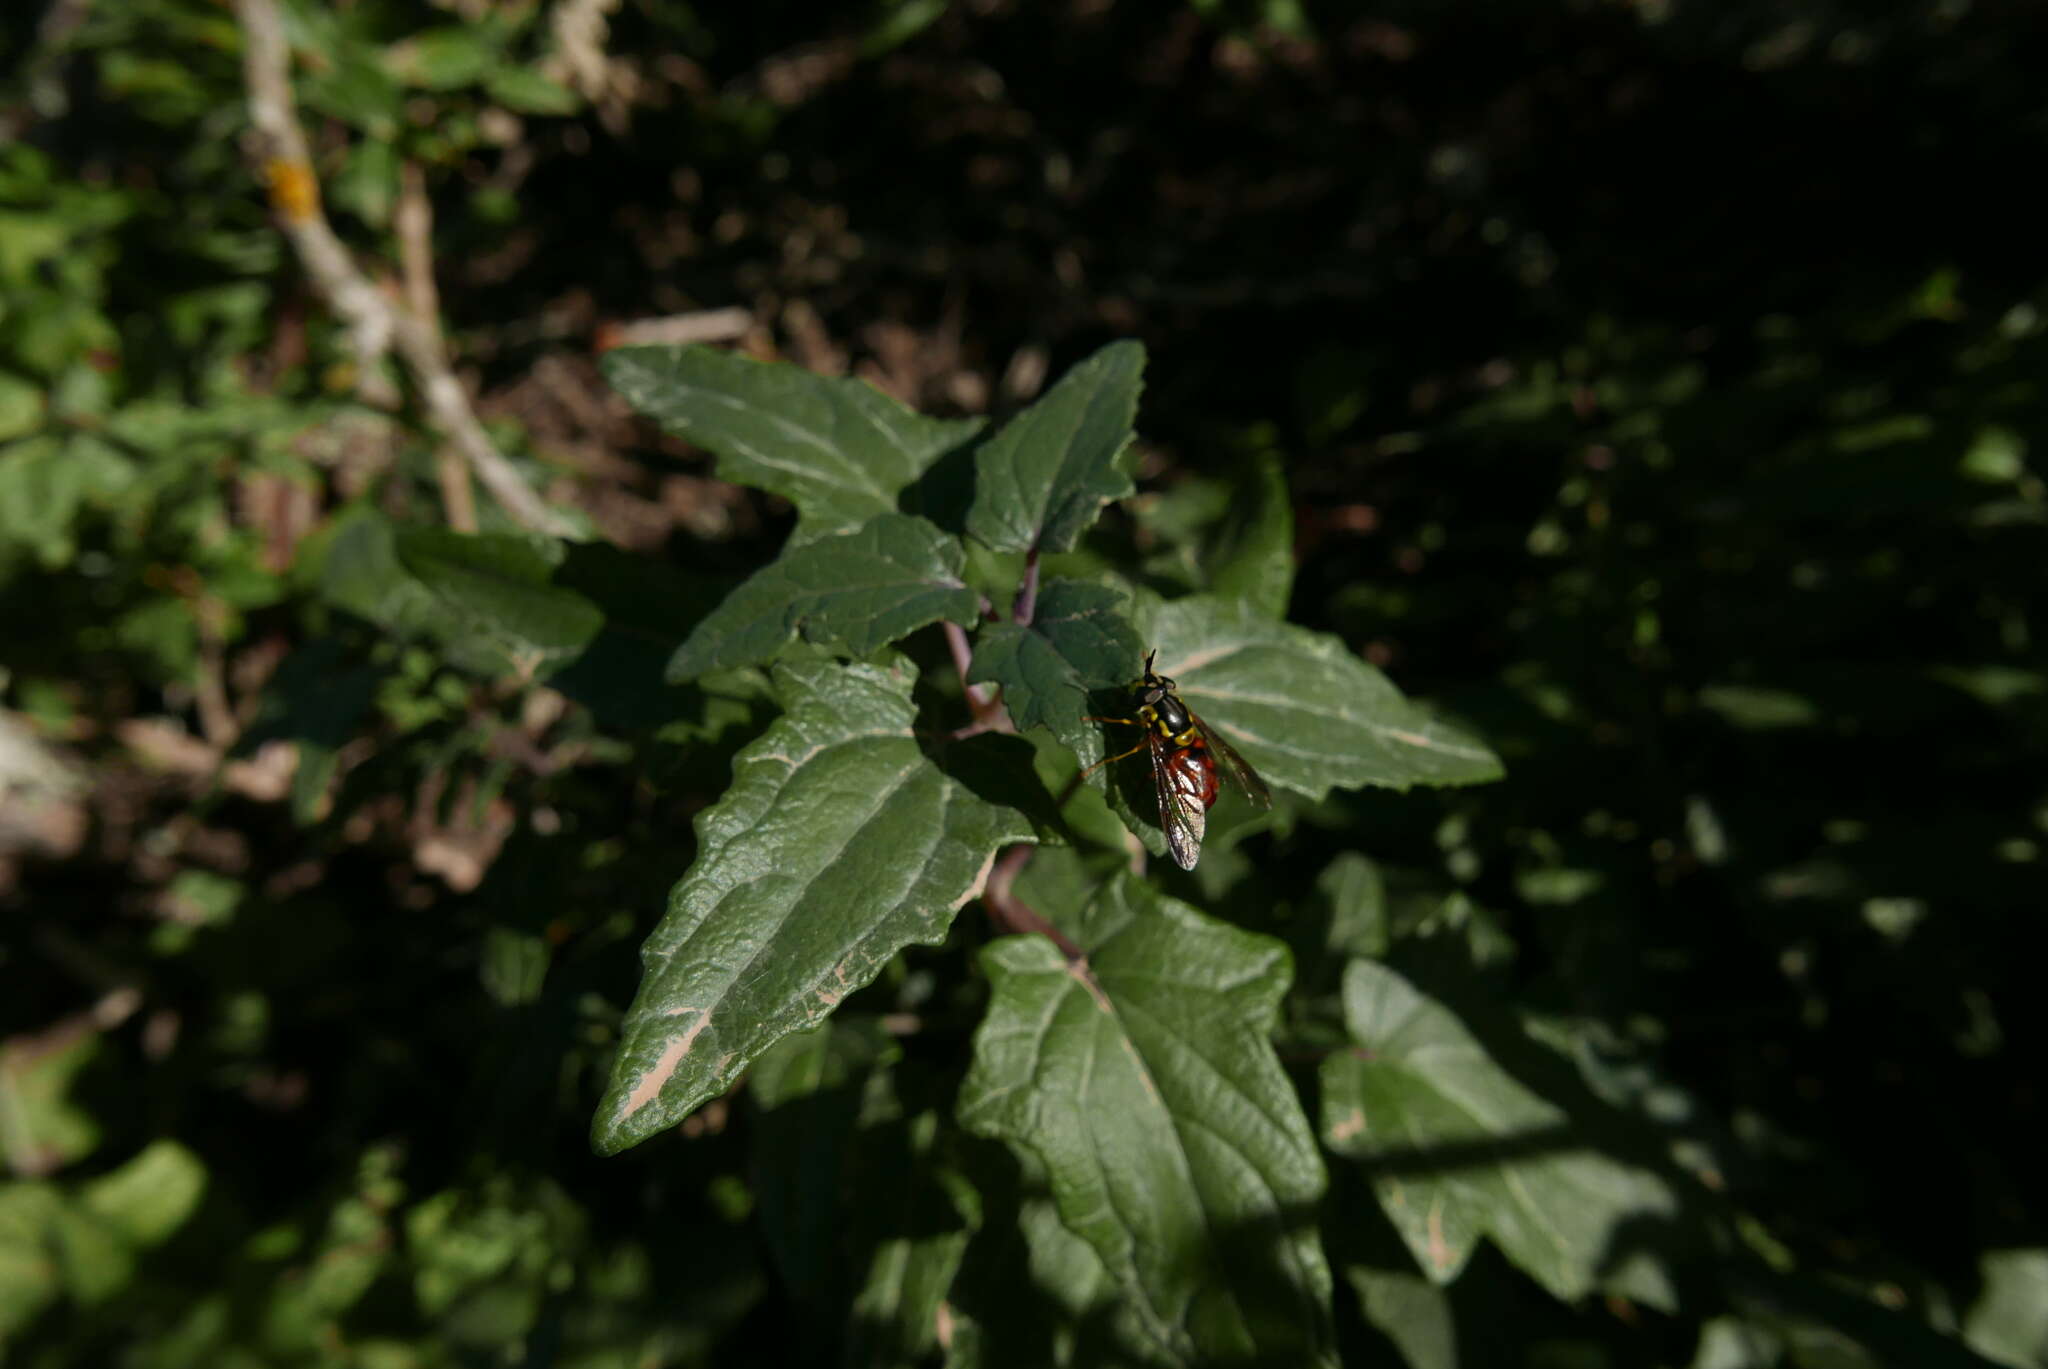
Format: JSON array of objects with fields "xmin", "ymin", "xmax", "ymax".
[{"xmin": 1134, "ymin": 648, "xmax": 1178, "ymax": 706}]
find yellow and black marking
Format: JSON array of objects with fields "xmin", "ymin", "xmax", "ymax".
[{"xmin": 1081, "ymin": 650, "xmax": 1272, "ymax": 870}]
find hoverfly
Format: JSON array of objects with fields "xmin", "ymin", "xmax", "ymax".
[{"xmin": 1081, "ymin": 650, "xmax": 1272, "ymax": 870}]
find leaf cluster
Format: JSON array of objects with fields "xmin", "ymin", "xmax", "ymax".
[{"xmin": 6, "ymin": 2, "xmax": 2047, "ymax": 1367}]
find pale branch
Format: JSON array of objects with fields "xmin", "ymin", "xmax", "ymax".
[
  {"xmin": 602, "ymin": 308, "xmax": 755, "ymax": 348},
  {"xmin": 397, "ymin": 161, "xmax": 477, "ymax": 532},
  {"xmin": 232, "ymin": 0, "xmax": 573, "ymax": 537}
]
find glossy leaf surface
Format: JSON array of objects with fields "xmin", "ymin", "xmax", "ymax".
[
  {"xmin": 966, "ymin": 341, "xmax": 1143, "ymax": 555},
  {"xmin": 1320, "ymin": 960, "xmax": 1681, "ymax": 1307},
  {"xmin": 1141, "ymin": 595, "xmax": 1502, "ymax": 799},
  {"xmin": 593, "ymin": 658, "xmax": 1031, "ymax": 1153},
  {"xmin": 969, "ymin": 578, "xmax": 1142, "ymax": 766},
  {"xmin": 668, "ymin": 513, "xmax": 979, "ymax": 681},
  {"xmin": 603, "ymin": 344, "xmax": 985, "ymax": 537},
  {"xmin": 959, "ymin": 871, "xmax": 1337, "ymax": 1367}
]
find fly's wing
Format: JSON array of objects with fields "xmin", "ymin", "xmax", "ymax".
[
  {"xmin": 1185, "ymin": 708, "xmax": 1273, "ymax": 809},
  {"xmin": 1149, "ymin": 731, "xmax": 1207, "ymax": 870}
]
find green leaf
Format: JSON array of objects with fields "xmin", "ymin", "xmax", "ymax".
[
  {"xmin": 1316, "ymin": 852, "xmax": 1389, "ymax": 962},
  {"xmin": 78, "ymin": 1140, "xmax": 206, "ymax": 1248},
  {"xmin": 479, "ymin": 928, "xmax": 549, "ymax": 1008},
  {"xmin": 1134, "ymin": 595, "xmax": 1502, "ymax": 799},
  {"xmin": 751, "ymin": 1023, "xmax": 975, "ymax": 1361},
  {"xmin": 298, "ymin": 46, "xmax": 404, "ymax": 141},
  {"xmin": 1319, "ymin": 960, "xmax": 1680, "ymax": 1307},
  {"xmin": 0, "ymin": 1186, "xmax": 63, "ymax": 1338},
  {"xmin": 861, "ymin": 0, "xmax": 953, "ymax": 57},
  {"xmin": 319, "ymin": 510, "xmax": 464, "ymax": 637},
  {"xmin": 236, "ymin": 639, "xmax": 379, "ymax": 825},
  {"xmin": 930, "ymin": 731, "xmax": 1071, "ymax": 846},
  {"xmin": 1205, "ymin": 450, "xmax": 1294, "ymax": 617},
  {"xmin": 329, "ymin": 136, "xmax": 399, "ymax": 229},
  {"xmin": 484, "ymin": 67, "xmax": 580, "ymax": 115},
  {"xmin": 958, "ymin": 872, "xmax": 1337, "ymax": 1367},
  {"xmin": 966, "ymin": 341, "xmax": 1144, "ymax": 555},
  {"xmin": 944, "ymin": 1147, "xmax": 1162, "ymax": 1369},
  {"xmin": 548, "ymin": 542, "xmax": 725, "ymax": 730},
  {"xmin": 51, "ymin": 1204, "xmax": 131, "ymax": 1304},
  {"xmin": 667, "ymin": 513, "xmax": 978, "ymax": 681},
  {"xmin": 749, "ymin": 1021, "xmax": 893, "ymax": 1300},
  {"xmin": 592, "ymin": 658, "xmax": 1032, "ymax": 1154},
  {"xmin": 968, "ymin": 578, "xmax": 1142, "ymax": 765},
  {"xmin": 0, "ymin": 434, "xmax": 132, "ymax": 568},
  {"xmin": 1689, "ymin": 1316, "xmax": 1784, "ymax": 1369},
  {"xmin": 0, "ymin": 1026, "xmax": 101, "ymax": 1173},
  {"xmin": 395, "ymin": 528, "xmax": 604, "ymax": 676},
  {"xmin": 602, "ymin": 345, "xmax": 984, "ymax": 537},
  {"xmin": 1964, "ymin": 1249, "xmax": 2048, "ymax": 1369},
  {"xmin": 0, "ymin": 372, "xmax": 44, "ymax": 442},
  {"xmin": 844, "ymin": 1108, "xmax": 976, "ymax": 1369},
  {"xmin": 387, "ymin": 26, "xmax": 502, "ymax": 90},
  {"xmin": 1343, "ymin": 1266, "xmax": 1457, "ymax": 1369}
]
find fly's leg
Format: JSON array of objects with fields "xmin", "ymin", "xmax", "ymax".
[
  {"xmin": 1075, "ymin": 715, "xmax": 1147, "ymax": 782},
  {"xmin": 1076, "ymin": 738, "xmax": 1150, "ymax": 782}
]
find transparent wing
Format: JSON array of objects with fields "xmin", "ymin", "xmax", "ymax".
[
  {"xmin": 1185, "ymin": 708, "xmax": 1272, "ymax": 809},
  {"xmin": 1149, "ymin": 731, "xmax": 1207, "ymax": 870}
]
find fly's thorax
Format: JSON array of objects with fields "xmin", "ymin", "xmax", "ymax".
[
  {"xmin": 1129, "ymin": 667, "xmax": 1193, "ymax": 737},
  {"xmin": 1151, "ymin": 689, "xmax": 1193, "ymax": 738}
]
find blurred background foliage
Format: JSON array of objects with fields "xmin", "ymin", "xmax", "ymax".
[{"xmin": 2, "ymin": 0, "xmax": 2045, "ymax": 1364}]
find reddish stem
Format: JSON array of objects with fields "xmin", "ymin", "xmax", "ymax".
[
  {"xmin": 1013, "ymin": 548, "xmax": 1040, "ymax": 625},
  {"xmin": 981, "ymin": 844, "xmax": 1083, "ymax": 961}
]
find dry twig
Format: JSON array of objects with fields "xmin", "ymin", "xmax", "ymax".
[{"xmin": 233, "ymin": 0, "xmax": 572, "ymax": 536}]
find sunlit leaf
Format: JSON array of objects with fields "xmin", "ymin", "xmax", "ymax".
[
  {"xmin": 593, "ymin": 658, "xmax": 1032, "ymax": 1154},
  {"xmin": 0, "ymin": 1186, "xmax": 63, "ymax": 1337},
  {"xmin": 1964, "ymin": 1249, "xmax": 2048, "ymax": 1369},
  {"xmin": 667, "ymin": 513, "xmax": 979, "ymax": 680},
  {"xmin": 1320, "ymin": 960, "xmax": 1681, "ymax": 1307},
  {"xmin": 959, "ymin": 870, "xmax": 1337, "ymax": 1367},
  {"xmin": 966, "ymin": 342, "xmax": 1143, "ymax": 555},
  {"xmin": 845, "ymin": 1107, "xmax": 976, "ymax": 1369},
  {"xmin": 1344, "ymin": 1266, "xmax": 1457, "ymax": 1369},
  {"xmin": 969, "ymin": 578, "xmax": 1142, "ymax": 765},
  {"xmin": 0, "ymin": 1027, "xmax": 101, "ymax": 1173},
  {"xmin": 78, "ymin": 1140, "xmax": 206, "ymax": 1247},
  {"xmin": 602, "ymin": 345, "xmax": 984, "ymax": 537},
  {"xmin": 387, "ymin": 26, "xmax": 502, "ymax": 90},
  {"xmin": 485, "ymin": 67, "xmax": 579, "ymax": 115},
  {"xmin": 1134, "ymin": 595, "xmax": 1502, "ymax": 799}
]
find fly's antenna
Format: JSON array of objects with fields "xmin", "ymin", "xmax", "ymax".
[{"xmin": 1143, "ymin": 648, "xmax": 1157, "ymax": 675}]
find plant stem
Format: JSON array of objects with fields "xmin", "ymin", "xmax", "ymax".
[
  {"xmin": 944, "ymin": 619, "xmax": 1008, "ymax": 729},
  {"xmin": 981, "ymin": 843, "xmax": 1082, "ymax": 960},
  {"xmin": 1013, "ymin": 548, "xmax": 1040, "ymax": 624},
  {"xmin": 232, "ymin": 0, "xmax": 571, "ymax": 537}
]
